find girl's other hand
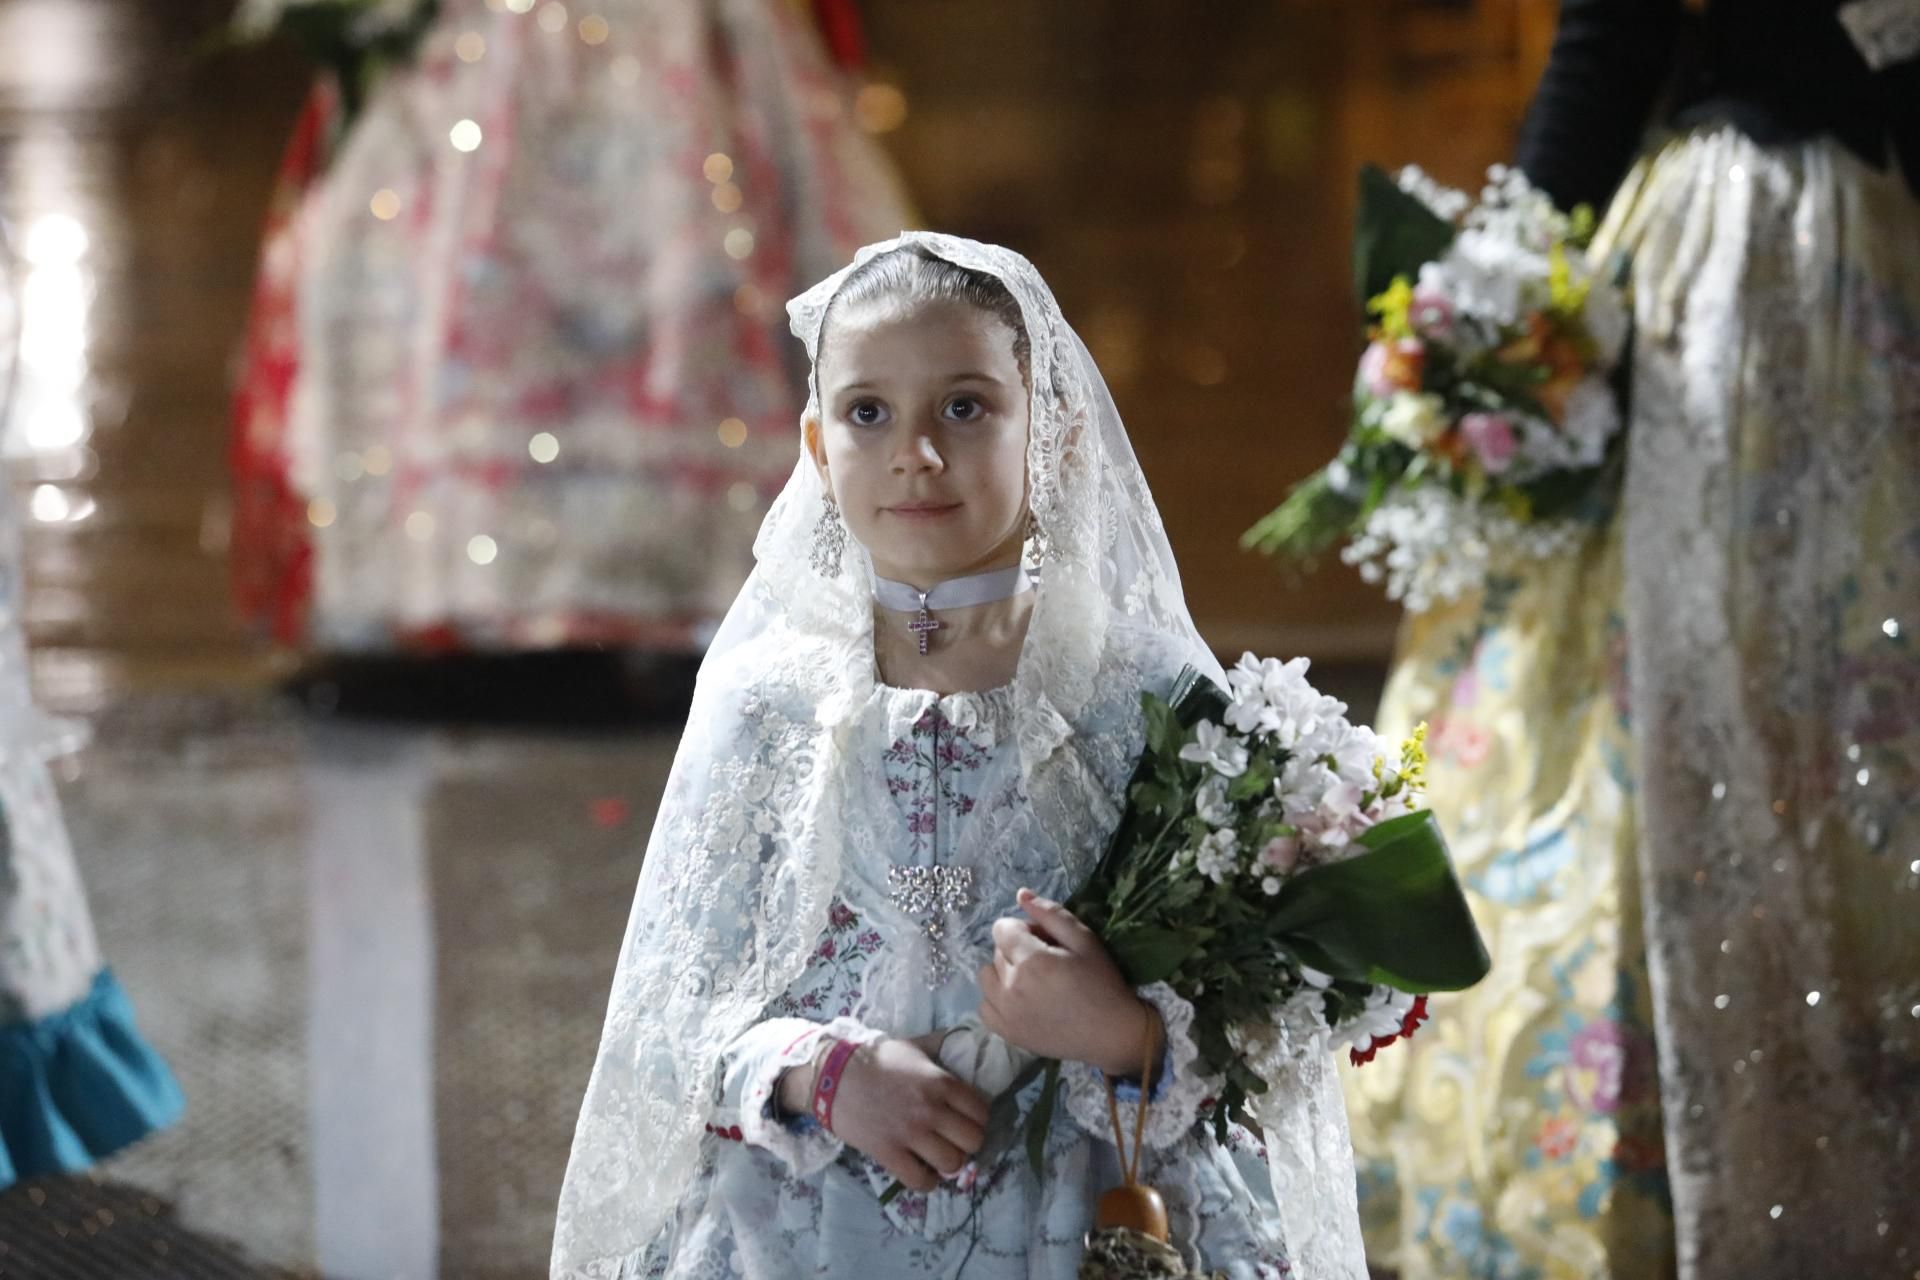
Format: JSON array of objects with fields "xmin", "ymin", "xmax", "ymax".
[
  {"xmin": 976, "ymin": 889, "xmax": 1164, "ymax": 1080},
  {"xmin": 787, "ymin": 1037, "xmax": 989, "ymax": 1192}
]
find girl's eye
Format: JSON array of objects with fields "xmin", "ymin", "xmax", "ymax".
[
  {"xmin": 946, "ymin": 396, "xmax": 984, "ymax": 421},
  {"xmin": 848, "ymin": 401, "xmax": 888, "ymax": 427}
]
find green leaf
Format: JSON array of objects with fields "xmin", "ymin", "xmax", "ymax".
[
  {"xmin": 878, "ymin": 1180, "xmax": 904, "ymax": 1206},
  {"xmin": 1110, "ymin": 926, "xmax": 1205, "ymax": 985},
  {"xmin": 1353, "ymin": 164, "xmax": 1458, "ymax": 308},
  {"xmin": 1142, "ymin": 694, "xmax": 1183, "ymax": 759},
  {"xmin": 1129, "ymin": 779, "xmax": 1177, "ymax": 819},
  {"xmin": 1026, "ymin": 1059, "xmax": 1062, "ymax": 1177},
  {"xmin": 1265, "ymin": 810, "xmax": 1491, "ymax": 991},
  {"xmin": 1228, "ymin": 761, "xmax": 1273, "ymax": 803},
  {"xmin": 1241, "ymin": 469, "xmax": 1362, "ymax": 563}
]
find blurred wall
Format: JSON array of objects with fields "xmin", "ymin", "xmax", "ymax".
[{"xmin": 863, "ymin": 0, "xmax": 1557, "ymax": 661}]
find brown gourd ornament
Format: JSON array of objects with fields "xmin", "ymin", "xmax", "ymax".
[
  {"xmin": 1078, "ymin": 1009, "xmax": 1228, "ymax": 1279},
  {"xmin": 1093, "ymin": 1024, "xmax": 1168, "ymax": 1241}
]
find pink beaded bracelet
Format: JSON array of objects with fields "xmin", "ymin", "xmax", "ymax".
[{"xmin": 810, "ymin": 1038, "xmax": 861, "ymax": 1133}]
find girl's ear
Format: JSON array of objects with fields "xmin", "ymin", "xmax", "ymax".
[{"xmin": 803, "ymin": 416, "xmax": 831, "ymax": 495}]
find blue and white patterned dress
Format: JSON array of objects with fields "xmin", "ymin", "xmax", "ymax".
[{"xmin": 641, "ymin": 670, "xmax": 1293, "ymax": 1278}]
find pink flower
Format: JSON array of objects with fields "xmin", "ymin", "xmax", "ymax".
[
  {"xmin": 1410, "ymin": 284, "xmax": 1455, "ymax": 338},
  {"xmin": 1358, "ymin": 339, "xmax": 1425, "ymax": 398},
  {"xmin": 1460, "ymin": 411, "xmax": 1519, "ymax": 475},
  {"xmin": 1258, "ymin": 836, "xmax": 1301, "ymax": 875}
]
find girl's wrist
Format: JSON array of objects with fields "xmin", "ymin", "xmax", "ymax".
[{"xmin": 1095, "ymin": 999, "xmax": 1164, "ymax": 1081}]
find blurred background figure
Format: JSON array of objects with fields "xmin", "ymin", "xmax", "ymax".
[
  {"xmin": 1344, "ymin": 2, "xmax": 1919, "ymax": 1278},
  {"xmin": 230, "ymin": 0, "xmax": 912, "ymax": 654},
  {"xmin": 0, "ymin": 214, "xmax": 182, "ymax": 1197}
]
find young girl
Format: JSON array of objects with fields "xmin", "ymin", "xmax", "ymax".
[{"xmin": 553, "ymin": 234, "xmax": 1368, "ymax": 1279}]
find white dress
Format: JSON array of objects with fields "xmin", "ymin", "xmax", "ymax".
[{"xmin": 642, "ymin": 649, "xmax": 1294, "ymax": 1278}]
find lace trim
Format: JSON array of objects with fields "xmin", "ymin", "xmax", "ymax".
[
  {"xmin": 1060, "ymin": 982, "xmax": 1216, "ymax": 1152},
  {"xmin": 871, "ymin": 681, "xmax": 1017, "ymax": 751},
  {"xmin": 733, "ymin": 1016, "xmax": 882, "ymax": 1176}
]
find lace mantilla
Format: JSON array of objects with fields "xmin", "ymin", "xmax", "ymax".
[{"xmin": 553, "ymin": 234, "xmax": 1364, "ymax": 1280}]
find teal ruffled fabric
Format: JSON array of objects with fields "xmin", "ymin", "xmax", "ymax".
[{"xmin": 0, "ymin": 969, "xmax": 184, "ymax": 1187}]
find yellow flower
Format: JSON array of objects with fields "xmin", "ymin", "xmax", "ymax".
[
  {"xmin": 1548, "ymin": 242, "xmax": 1593, "ymax": 320},
  {"xmin": 1368, "ymin": 276, "xmax": 1417, "ymax": 342},
  {"xmin": 1400, "ymin": 723, "xmax": 1429, "ymax": 790}
]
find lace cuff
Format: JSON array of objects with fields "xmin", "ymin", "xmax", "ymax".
[
  {"xmin": 1061, "ymin": 982, "xmax": 1217, "ymax": 1151},
  {"xmin": 722, "ymin": 1016, "xmax": 882, "ymax": 1176}
]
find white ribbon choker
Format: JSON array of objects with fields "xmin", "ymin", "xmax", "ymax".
[{"xmin": 872, "ymin": 566, "xmax": 1033, "ymax": 654}]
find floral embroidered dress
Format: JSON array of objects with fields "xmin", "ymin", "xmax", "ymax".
[{"xmin": 642, "ymin": 674, "xmax": 1291, "ymax": 1279}]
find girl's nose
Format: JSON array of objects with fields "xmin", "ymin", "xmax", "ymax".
[{"xmin": 890, "ymin": 430, "xmax": 945, "ymax": 475}]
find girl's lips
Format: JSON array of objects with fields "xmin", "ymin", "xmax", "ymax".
[{"xmin": 885, "ymin": 503, "xmax": 962, "ymax": 519}]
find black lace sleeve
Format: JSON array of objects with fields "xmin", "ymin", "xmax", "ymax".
[{"xmin": 1513, "ymin": 0, "xmax": 1686, "ymax": 212}]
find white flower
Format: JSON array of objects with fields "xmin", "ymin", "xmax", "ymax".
[
  {"xmin": 1427, "ymin": 228, "xmax": 1547, "ymax": 329},
  {"xmin": 1194, "ymin": 829, "xmax": 1240, "ymax": 885},
  {"xmin": 1180, "ymin": 719, "xmax": 1249, "ymax": 778},
  {"xmin": 1379, "ymin": 392, "xmax": 1449, "ymax": 449},
  {"xmin": 1318, "ymin": 720, "xmax": 1386, "ymax": 789},
  {"xmin": 1297, "ymin": 965, "xmax": 1334, "ymax": 990},
  {"xmin": 1394, "ymin": 166, "xmax": 1471, "ymax": 221},
  {"xmin": 1224, "ymin": 654, "xmax": 1337, "ymax": 749},
  {"xmin": 1332, "ymin": 987, "xmax": 1417, "ymax": 1051},
  {"xmin": 1261, "ymin": 876, "xmax": 1283, "ymax": 896},
  {"xmin": 1341, "ymin": 487, "xmax": 1585, "ymax": 612},
  {"xmin": 1195, "ymin": 777, "xmax": 1235, "ymax": 829},
  {"xmin": 1277, "ymin": 753, "xmax": 1339, "ymax": 815}
]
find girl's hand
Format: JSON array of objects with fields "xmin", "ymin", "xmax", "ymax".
[
  {"xmin": 976, "ymin": 889, "xmax": 1164, "ymax": 1080},
  {"xmin": 780, "ymin": 1037, "xmax": 989, "ymax": 1192}
]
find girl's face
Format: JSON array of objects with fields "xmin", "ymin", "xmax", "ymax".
[{"xmin": 809, "ymin": 298, "xmax": 1031, "ymax": 587}]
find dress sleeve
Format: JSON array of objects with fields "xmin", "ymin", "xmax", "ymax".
[
  {"xmin": 1513, "ymin": 0, "xmax": 1686, "ymax": 211},
  {"xmin": 714, "ymin": 1015, "xmax": 884, "ymax": 1176},
  {"xmin": 1059, "ymin": 982, "xmax": 1220, "ymax": 1152}
]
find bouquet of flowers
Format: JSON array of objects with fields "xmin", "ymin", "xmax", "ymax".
[
  {"xmin": 1015, "ymin": 654, "xmax": 1488, "ymax": 1183},
  {"xmin": 1243, "ymin": 164, "xmax": 1631, "ymax": 610},
  {"xmin": 223, "ymin": 0, "xmax": 439, "ymax": 124}
]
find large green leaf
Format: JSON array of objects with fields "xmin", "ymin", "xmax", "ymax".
[
  {"xmin": 1265, "ymin": 810, "xmax": 1490, "ymax": 991},
  {"xmin": 1353, "ymin": 164, "xmax": 1458, "ymax": 308}
]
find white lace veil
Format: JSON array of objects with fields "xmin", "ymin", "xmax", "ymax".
[{"xmin": 552, "ymin": 233, "xmax": 1365, "ymax": 1279}]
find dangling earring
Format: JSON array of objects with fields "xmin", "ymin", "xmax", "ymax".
[
  {"xmin": 1023, "ymin": 510, "xmax": 1049, "ymax": 573},
  {"xmin": 811, "ymin": 495, "xmax": 847, "ymax": 577}
]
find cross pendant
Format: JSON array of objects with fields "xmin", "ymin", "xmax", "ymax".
[{"xmin": 908, "ymin": 600, "xmax": 943, "ymax": 655}]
